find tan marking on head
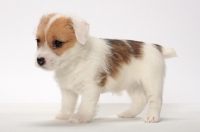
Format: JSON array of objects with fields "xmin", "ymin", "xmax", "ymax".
[
  {"xmin": 126, "ymin": 40, "xmax": 144, "ymax": 58},
  {"xmin": 46, "ymin": 17, "xmax": 77, "ymax": 56},
  {"xmin": 36, "ymin": 14, "xmax": 56, "ymax": 48},
  {"xmin": 153, "ymin": 44, "xmax": 162, "ymax": 53},
  {"xmin": 106, "ymin": 39, "xmax": 133, "ymax": 78}
]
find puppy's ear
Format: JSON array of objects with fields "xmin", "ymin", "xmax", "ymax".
[{"xmin": 71, "ymin": 16, "xmax": 89, "ymax": 45}]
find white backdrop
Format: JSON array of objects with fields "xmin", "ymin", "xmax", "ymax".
[{"xmin": 0, "ymin": 0, "xmax": 199, "ymax": 103}]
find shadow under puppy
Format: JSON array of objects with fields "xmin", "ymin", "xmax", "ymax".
[{"xmin": 35, "ymin": 13, "xmax": 177, "ymax": 123}]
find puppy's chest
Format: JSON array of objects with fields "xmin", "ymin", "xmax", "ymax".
[{"xmin": 55, "ymin": 62, "xmax": 93, "ymax": 93}]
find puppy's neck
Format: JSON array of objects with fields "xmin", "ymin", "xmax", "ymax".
[{"xmin": 55, "ymin": 36, "xmax": 98, "ymax": 70}]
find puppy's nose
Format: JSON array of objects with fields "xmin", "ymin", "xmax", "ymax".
[{"xmin": 37, "ymin": 57, "xmax": 45, "ymax": 66}]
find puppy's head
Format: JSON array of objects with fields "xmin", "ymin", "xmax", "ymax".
[{"xmin": 35, "ymin": 13, "xmax": 89, "ymax": 70}]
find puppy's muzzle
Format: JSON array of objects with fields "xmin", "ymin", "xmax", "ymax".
[{"xmin": 37, "ymin": 57, "xmax": 45, "ymax": 66}]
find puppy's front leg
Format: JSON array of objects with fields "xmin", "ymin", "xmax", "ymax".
[
  {"xmin": 56, "ymin": 88, "xmax": 78, "ymax": 120},
  {"xmin": 69, "ymin": 87, "xmax": 100, "ymax": 123}
]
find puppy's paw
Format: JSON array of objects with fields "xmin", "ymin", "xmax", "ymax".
[
  {"xmin": 143, "ymin": 114, "xmax": 160, "ymax": 123},
  {"xmin": 118, "ymin": 110, "xmax": 134, "ymax": 118},
  {"xmin": 69, "ymin": 114, "xmax": 92, "ymax": 123},
  {"xmin": 55, "ymin": 112, "xmax": 72, "ymax": 120}
]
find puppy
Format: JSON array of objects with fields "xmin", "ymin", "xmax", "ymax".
[{"xmin": 35, "ymin": 13, "xmax": 176, "ymax": 123}]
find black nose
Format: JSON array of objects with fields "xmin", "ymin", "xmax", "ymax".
[{"xmin": 37, "ymin": 57, "xmax": 45, "ymax": 66}]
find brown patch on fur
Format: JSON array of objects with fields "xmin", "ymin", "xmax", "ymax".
[
  {"xmin": 126, "ymin": 40, "xmax": 144, "ymax": 58},
  {"xmin": 154, "ymin": 44, "xmax": 162, "ymax": 53},
  {"xmin": 36, "ymin": 14, "xmax": 56, "ymax": 48},
  {"xmin": 97, "ymin": 39, "xmax": 144, "ymax": 86},
  {"xmin": 97, "ymin": 72, "xmax": 108, "ymax": 87},
  {"xmin": 105, "ymin": 39, "xmax": 133, "ymax": 78},
  {"xmin": 46, "ymin": 17, "xmax": 77, "ymax": 56}
]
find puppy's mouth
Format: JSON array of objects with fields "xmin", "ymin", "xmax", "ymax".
[{"xmin": 39, "ymin": 64, "xmax": 56, "ymax": 71}]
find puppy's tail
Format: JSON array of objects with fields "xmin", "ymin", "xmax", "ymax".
[
  {"xmin": 162, "ymin": 47, "xmax": 177, "ymax": 59},
  {"xmin": 154, "ymin": 44, "xmax": 177, "ymax": 59}
]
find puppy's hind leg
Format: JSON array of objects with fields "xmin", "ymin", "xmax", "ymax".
[
  {"xmin": 118, "ymin": 84, "xmax": 147, "ymax": 118},
  {"xmin": 142, "ymin": 78, "xmax": 163, "ymax": 123}
]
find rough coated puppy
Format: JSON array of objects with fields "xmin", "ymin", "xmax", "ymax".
[{"xmin": 35, "ymin": 13, "xmax": 177, "ymax": 123}]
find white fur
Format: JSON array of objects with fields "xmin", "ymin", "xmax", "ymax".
[
  {"xmin": 36, "ymin": 14, "xmax": 176, "ymax": 123},
  {"xmin": 70, "ymin": 15, "xmax": 90, "ymax": 44},
  {"xmin": 36, "ymin": 42, "xmax": 58, "ymax": 70},
  {"xmin": 162, "ymin": 47, "xmax": 177, "ymax": 58}
]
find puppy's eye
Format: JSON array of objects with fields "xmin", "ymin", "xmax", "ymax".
[
  {"xmin": 53, "ymin": 40, "xmax": 63, "ymax": 48},
  {"xmin": 36, "ymin": 39, "xmax": 40, "ymax": 46}
]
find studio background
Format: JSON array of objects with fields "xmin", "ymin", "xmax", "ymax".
[{"xmin": 0, "ymin": 0, "xmax": 199, "ymax": 104}]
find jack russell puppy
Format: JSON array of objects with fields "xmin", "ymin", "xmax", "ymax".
[{"xmin": 35, "ymin": 13, "xmax": 176, "ymax": 123}]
